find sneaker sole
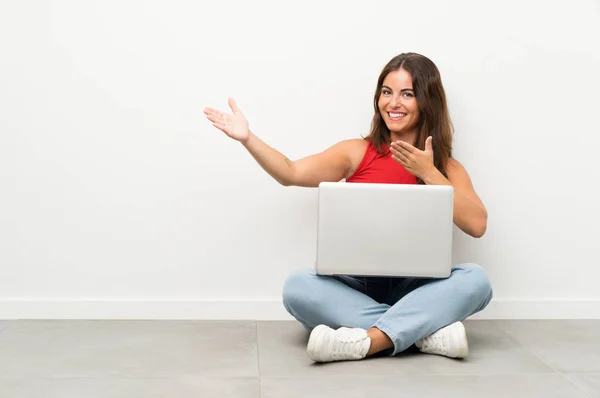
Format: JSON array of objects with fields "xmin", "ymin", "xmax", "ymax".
[
  {"xmin": 306, "ymin": 324, "xmax": 329, "ymax": 362},
  {"xmin": 449, "ymin": 322, "xmax": 469, "ymax": 358}
]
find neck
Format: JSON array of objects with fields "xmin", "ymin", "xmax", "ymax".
[{"xmin": 390, "ymin": 130, "xmax": 418, "ymax": 146}]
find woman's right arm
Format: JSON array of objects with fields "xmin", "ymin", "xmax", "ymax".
[{"xmin": 204, "ymin": 98, "xmax": 354, "ymax": 187}]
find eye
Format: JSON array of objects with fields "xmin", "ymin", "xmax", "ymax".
[
  {"xmin": 403, "ymin": 92, "xmax": 414, "ymax": 98},
  {"xmin": 382, "ymin": 89, "xmax": 392, "ymax": 95}
]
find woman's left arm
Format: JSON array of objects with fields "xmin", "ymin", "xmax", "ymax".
[
  {"xmin": 422, "ymin": 159, "xmax": 487, "ymax": 238},
  {"xmin": 390, "ymin": 138, "xmax": 488, "ymax": 238}
]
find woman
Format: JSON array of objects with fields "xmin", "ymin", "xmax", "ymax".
[{"xmin": 204, "ymin": 52, "xmax": 493, "ymax": 363}]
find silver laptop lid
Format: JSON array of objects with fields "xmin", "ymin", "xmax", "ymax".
[{"xmin": 315, "ymin": 182, "xmax": 454, "ymax": 278}]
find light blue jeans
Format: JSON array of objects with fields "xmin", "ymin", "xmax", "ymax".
[{"xmin": 282, "ymin": 263, "xmax": 493, "ymax": 355}]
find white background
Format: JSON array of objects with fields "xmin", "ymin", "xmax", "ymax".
[{"xmin": 1, "ymin": 0, "xmax": 599, "ymax": 319}]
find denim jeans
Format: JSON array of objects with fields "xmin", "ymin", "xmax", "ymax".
[{"xmin": 282, "ymin": 263, "xmax": 493, "ymax": 355}]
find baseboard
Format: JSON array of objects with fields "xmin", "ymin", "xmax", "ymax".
[
  {"xmin": 0, "ymin": 298, "xmax": 293, "ymax": 320},
  {"xmin": 469, "ymin": 298, "xmax": 600, "ymax": 320},
  {"xmin": 0, "ymin": 297, "xmax": 599, "ymax": 320}
]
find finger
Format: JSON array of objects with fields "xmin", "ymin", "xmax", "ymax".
[
  {"xmin": 392, "ymin": 153, "xmax": 410, "ymax": 167},
  {"xmin": 398, "ymin": 151, "xmax": 411, "ymax": 164},
  {"xmin": 228, "ymin": 97, "xmax": 241, "ymax": 114},
  {"xmin": 392, "ymin": 140, "xmax": 416, "ymax": 153},
  {"xmin": 393, "ymin": 143, "xmax": 415, "ymax": 158},
  {"xmin": 204, "ymin": 109, "xmax": 224, "ymax": 121},
  {"xmin": 390, "ymin": 146, "xmax": 410, "ymax": 160},
  {"xmin": 203, "ymin": 107, "xmax": 222, "ymax": 115},
  {"xmin": 212, "ymin": 122, "xmax": 227, "ymax": 131},
  {"xmin": 389, "ymin": 146, "xmax": 402, "ymax": 157},
  {"xmin": 391, "ymin": 148, "xmax": 410, "ymax": 165},
  {"xmin": 205, "ymin": 112, "xmax": 224, "ymax": 124},
  {"xmin": 425, "ymin": 136, "xmax": 433, "ymax": 153}
]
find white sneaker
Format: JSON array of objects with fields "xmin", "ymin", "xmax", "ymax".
[
  {"xmin": 306, "ymin": 324, "xmax": 371, "ymax": 362},
  {"xmin": 415, "ymin": 321, "xmax": 469, "ymax": 358}
]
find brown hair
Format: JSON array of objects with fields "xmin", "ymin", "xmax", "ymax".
[{"xmin": 365, "ymin": 52, "xmax": 454, "ymax": 181}]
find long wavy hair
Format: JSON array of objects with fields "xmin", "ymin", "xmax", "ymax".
[{"xmin": 365, "ymin": 53, "xmax": 454, "ymax": 181}]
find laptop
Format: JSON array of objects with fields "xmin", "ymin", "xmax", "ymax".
[{"xmin": 315, "ymin": 182, "xmax": 454, "ymax": 278}]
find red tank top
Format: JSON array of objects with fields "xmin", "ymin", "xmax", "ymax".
[{"xmin": 346, "ymin": 141, "xmax": 418, "ymax": 184}]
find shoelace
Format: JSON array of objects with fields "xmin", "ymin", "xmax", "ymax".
[
  {"xmin": 332, "ymin": 330, "xmax": 366, "ymax": 359},
  {"xmin": 422, "ymin": 333, "xmax": 447, "ymax": 355}
]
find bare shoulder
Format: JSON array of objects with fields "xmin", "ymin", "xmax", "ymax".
[
  {"xmin": 445, "ymin": 158, "xmax": 479, "ymax": 194},
  {"xmin": 445, "ymin": 157, "xmax": 471, "ymax": 178},
  {"xmin": 316, "ymin": 138, "xmax": 366, "ymax": 165},
  {"xmin": 334, "ymin": 138, "xmax": 368, "ymax": 147},
  {"xmin": 325, "ymin": 138, "xmax": 368, "ymax": 164},
  {"xmin": 337, "ymin": 138, "xmax": 368, "ymax": 154},
  {"xmin": 337, "ymin": 138, "xmax": 368, "ymax": 177}
]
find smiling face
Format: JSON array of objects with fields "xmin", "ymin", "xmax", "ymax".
[{"xmin": 377, "ymin": 68, "xmax": 420, "ymax": 142}]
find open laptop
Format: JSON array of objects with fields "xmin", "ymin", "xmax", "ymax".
[{"xmin": 315, "ymin": 182, "xmax": 454, "ymax": 278}]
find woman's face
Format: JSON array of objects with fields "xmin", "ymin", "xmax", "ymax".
[{"xmin": 378, "ymin": 68, "xmax": 420, "ymax": 137}]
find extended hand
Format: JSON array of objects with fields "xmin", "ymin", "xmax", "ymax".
[
  {"xmin": 390, "ymin": 136, "xmax": 436, "ymax": 180},
  {"xmin": 204, "ymin": 98, "xmax": 250, "ymax": 143}
]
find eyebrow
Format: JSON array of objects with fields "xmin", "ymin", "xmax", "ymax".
[{"xmin": 381, "ymin": 85, "xmax": 414, "ymax": 92}]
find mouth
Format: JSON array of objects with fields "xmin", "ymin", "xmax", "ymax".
[{"xmin": 387, "ymin": 112, "xmax": 407, "ymax": 121}]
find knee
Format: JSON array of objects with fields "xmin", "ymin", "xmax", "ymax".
[
  {"xmin": 282, "ymin": 268, "xmax": 318, "ymax": 313},
  {"xmin": 453, "ymin": 263, "xmax": 493, "ymax": 304}
]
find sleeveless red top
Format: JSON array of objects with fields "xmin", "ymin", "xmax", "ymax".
[{"xmin": 347, "ymin": 141, "xmax": 418, "ymax": 184}]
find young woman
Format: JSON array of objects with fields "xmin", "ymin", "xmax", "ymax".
[{"xmin": 204, "ymin": 52, "xmax": 493, "ymax": 363}]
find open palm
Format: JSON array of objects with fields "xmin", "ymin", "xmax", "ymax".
[{"xmin": 204, "ymin": 98, "xmax": 249, "ymax": 142}]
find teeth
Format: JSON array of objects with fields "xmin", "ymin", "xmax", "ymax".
[{"xmin": 389, "ymin": 112, "xmax": 406, "ymax": 118}]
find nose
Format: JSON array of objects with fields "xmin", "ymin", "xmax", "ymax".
[{"xmin": 391, "ymin": 94, "xmax": 403, "ymax": 109}]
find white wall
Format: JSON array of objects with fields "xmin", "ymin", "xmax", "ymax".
[{"xmin": 1, "ymin": 0, "xmax": 599, "ymax": 320}]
